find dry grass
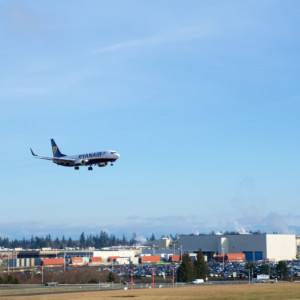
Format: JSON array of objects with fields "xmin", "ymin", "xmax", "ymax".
[{"xmin": 2, "ymin": 283, "xmax": 300, "ymax": 300}]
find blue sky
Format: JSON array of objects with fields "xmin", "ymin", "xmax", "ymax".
[{"xmin": 1, "ymin": 0, "xmax": 300, "ymax": 239}]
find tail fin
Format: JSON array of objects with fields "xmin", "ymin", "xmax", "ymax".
[{"xmin": 51, "ymin": 139, "xmax": 66, "ymax": 157}]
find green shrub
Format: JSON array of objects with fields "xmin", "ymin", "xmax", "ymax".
[{"xmin": 88, "ymin": 279, "xmax": 98, "ymax": 284}]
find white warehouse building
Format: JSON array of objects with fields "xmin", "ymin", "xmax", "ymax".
[{"xmin": 179, "ymin": 234, "xmax": 296, "ymax": 261}]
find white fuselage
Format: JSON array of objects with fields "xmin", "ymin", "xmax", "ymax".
[{"xmin": 54, "ymin": 150, "xmax": 120, "ymax": 167}]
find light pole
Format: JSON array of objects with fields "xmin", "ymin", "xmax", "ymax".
[
  {"xmin": 64, "ymin": 252, "xmax": 66, "ymax": 273},
  {"xmin": 248, "ymin": 269, "xmax": 250, "ymax": 284},
  {"xmin": 180, "ymin": 245, "xmax": 182, "ymax": 263},
  {"xmin": 7, "ymin": 253, "xmax": 10, "ymax": 274},
  {"xmin": 152, "ymin": 266, "xmax": 155, "ymax": 289},
  {"xmin": 172, "ymin": 267, "xmax": 175, "ymax": 288},
  {"xmin": 222, "ymin": 246, "xmax": 225, "ymax": 270}
]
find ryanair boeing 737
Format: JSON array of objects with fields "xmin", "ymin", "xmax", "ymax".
[{"xmin": 30, "ymin": 139, "xmax": 120, "ymax": 171}]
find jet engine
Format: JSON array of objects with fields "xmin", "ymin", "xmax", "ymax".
[
  {"xmin": 80, "ymin": 159, "xmax": 89, "ymax": 165},
  {"xmin": 98, "ymin": 162, "xmax": 108, "ymax": 167}
]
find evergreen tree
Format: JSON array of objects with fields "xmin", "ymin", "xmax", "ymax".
[
  {"xmin": 107, "ymin": 272, "xmax": 115, "ymax": 282},
  {"xmin": 79, "ymin": 232, "xmax": 86, "ymax": 248},
  {"xmin": 3, "ymin": 237, "xmax": 9, "ymax": 248},
  {"xmin": 61, "ymin": 236, "xmax": 66, "ymax": 248},
  {"xmin": 122, "ymin": 234, "xmax": 127, "ymax": 245},
  {"xmin": 149, "ymin": 233, "xmax": 156, "ymax": 241},
  {"xmin": 21, "ymin": 237, "xmax": 26, "ymax": 249},
  {"xmin": 276, "ymin": 261, "xmax": 289, "ymax": 279},
  {"xmin": 5, "ymin": 275, "xmax": 13, "ymax": 284},
  {"xmin": 67, "ymin": 237, "xmax": 73, "ymax": 247},
  {"xmin": 110, "ymin": 234, "xmax": 116, "ymax": 246},
  {"xmin": 259, "ymin": 264, "xmax": 270, "ymax": 275},
  {"xmin": 99, "ymin": 231, "xmax": 109, "ymax": 247},
  {"xmin": 130, "ymin": 232, "xmax": 137, "ymax": 244},
  {"xmin": 246, "ymin": 262, "xmax": 256, "ymax": 271},
  {"xmin": 246, "ymin": 262, "xmax": 257, "ymax": 278},
  {"xmin": 194, "ymin": 249, "xmax": 209, "ymax": 280},
  {"xmin": 176, "ymin": 253, "xmax": 195, "ymax": 282},
  {"xmin": 30, "ymin": 236, "xmax": 35, "ymax": 248},
  {"xmin": 54, "ymin": 237, "xmax": 60, "ymax": 249},
  {"xmin": 45, "ymin": 234, "xmax": 52, "ymax": 247}
]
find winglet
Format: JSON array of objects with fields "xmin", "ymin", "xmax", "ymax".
[{"xmin": 30, "ymin": 148, "xmax": 37, "ymax": 156}]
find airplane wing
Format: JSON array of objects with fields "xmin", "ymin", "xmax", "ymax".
[{"xmin": 30, "ymin": 148, "xmax": 76, "ymax": 163}]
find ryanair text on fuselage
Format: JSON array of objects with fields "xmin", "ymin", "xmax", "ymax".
[{"xmin": 30, "ymin": 139, "xmax": 120, "ymax": 171}]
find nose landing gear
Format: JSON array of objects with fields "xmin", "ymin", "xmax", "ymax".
[
  {"xmin": 88, "ymin": 166, "xmax": 93, "ymax": 171},
  {"xmin": 74, "ymin": 166, "xmax": 79, "ymax": 170}
]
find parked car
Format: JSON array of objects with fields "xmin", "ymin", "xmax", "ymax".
[
  {"xmin": 192, "ymin": 279, "xmax": 204, "ymax": 284},
  {"xmin": 45, "ymin": 281, "xmax": 58, "ymax": 286}
]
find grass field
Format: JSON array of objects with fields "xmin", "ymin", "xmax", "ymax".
[{"xmin": 1, "ymin": 283, "xmax": 300, "ymax": 300}]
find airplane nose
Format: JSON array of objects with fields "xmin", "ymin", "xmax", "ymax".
[{"xmin": 116, "ymin": 153, "xmax": 120, "ymax": 159}]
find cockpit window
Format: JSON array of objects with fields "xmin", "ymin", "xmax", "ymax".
[{"xmin": 111, "ymin": 152, "xmax": 116, "ymax": 154}]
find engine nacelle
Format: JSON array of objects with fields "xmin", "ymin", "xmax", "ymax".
[
  {"xmin": 98, "ymin": 162, "xmax": 108, "ymax": 167},
  {"xmin": 81, "ymin": 159, "xmax": 89, "ymax": 165}
]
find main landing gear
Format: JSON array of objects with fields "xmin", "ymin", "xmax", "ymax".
[
  {"xmin": 74, "ymin": 166, "xmax": 79, "ymax": 170},
  {"xmin": 88, "ymin": 166, "xmax": 93, "ymax": 171},
  {"xmin": 111, "ymin": 163, "xmax": 114, "ymax": 166}
]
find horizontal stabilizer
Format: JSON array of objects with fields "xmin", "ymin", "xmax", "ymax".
[{"xmin": 30, "ymin": 147, "xmax": 76, "ymax": 163}]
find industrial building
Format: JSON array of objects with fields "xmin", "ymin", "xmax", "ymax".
[
  {"xmin": 144, "ymin": 237, "xmax": 172, "ymax": 249},
  {"xmin": 179, "ymin": 234, "xmax": 296, "ymax": 261},
  {"xmin": 1, "ymin": 234, "xmax": 298, "ymax": 269}
]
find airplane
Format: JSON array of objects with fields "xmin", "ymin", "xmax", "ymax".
[{"xmin": 30, "ymin": 139, "xmax": 120, "ymax": 171}]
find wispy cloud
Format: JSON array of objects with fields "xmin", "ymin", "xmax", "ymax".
[
  {"xmin": 0, "ymin": 216, "xmax": 206, "ymax": 239},
  {"xmin": 218, "ymin": 211, "xmax": 296, "ymax": 234},
  {"xmin": 0, "ymin": 65, "xmax": 90, "ymax": 101},
  {"xmin": 92, "ymin": 22, "xmax": 216, "ymax": 54},
  {"xmin": 0, "ymin": 211, "xmax": 298, "ymax": 240}
]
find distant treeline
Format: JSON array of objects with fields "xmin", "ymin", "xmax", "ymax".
[
  {"xmin": 0, "ymin": 231, "xmax": 134, "ymax": 249},
  {"xmin": 0, "ymin": 230, "xmax": 270, "ymax": 249},
  {"xmin": 0, "ymin": 232, "xmax": 179, "ymax": 249}
]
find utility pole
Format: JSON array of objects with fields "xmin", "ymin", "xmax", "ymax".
[
  {"xmin": 180, "ymin": 246, "xmax": 183, "ymax": 263},
  {"xmin": 64, "ymin": 252, "xmax": 66, "ymax": 273},
  {"xmin": 152, "ymin": 266, "xmax": 155, "ymax": 289},
  {"xmin": 42, "ymin": 266, "xmax": 44, "ymax": 284},
  {"xmin": 248, "ymin": 269, "xmax": 250, "ymax": 284},
  {"xmin": 131, "ymin": 267, "xmax": 133, "ymax": 289},
  {"xmin": 172, "ymin": 267, "xmax": 175, "ymax": 288},
  {"xmin": 7, "ymin": 253, "xmax": 10, "ymax": 274}
]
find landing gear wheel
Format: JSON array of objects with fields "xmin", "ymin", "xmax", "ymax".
[
  {"xmin": 88, "ymin": 166, "xmax": 93, "ymax": 171},
  {"xmin": 74, "ymin": 166, "xmax": 79, "ymax": 170},
  {"xmin": 111, "ymin": 163, "xmax": 113, "ymax": 166}
]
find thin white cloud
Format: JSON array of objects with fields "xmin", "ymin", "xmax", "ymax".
[
  {"xmin": 0, "ymin": 66, "xmax": 90, "ymax": 101},
  {"xmin": 217, "ymin": 211, "xmax": 296, "ymax": 234},
  {"xmin": 0, "ymin": 211, "xmax": 298, "ymax": 240},
  {"xmin": 92, "ymin": 22, "xmax": 216, "ymax": 54}
]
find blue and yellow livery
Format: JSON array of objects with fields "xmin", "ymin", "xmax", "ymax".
[{"xmin": 30, "ymin": 139, "xmax": 120, "ymax": 171}]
